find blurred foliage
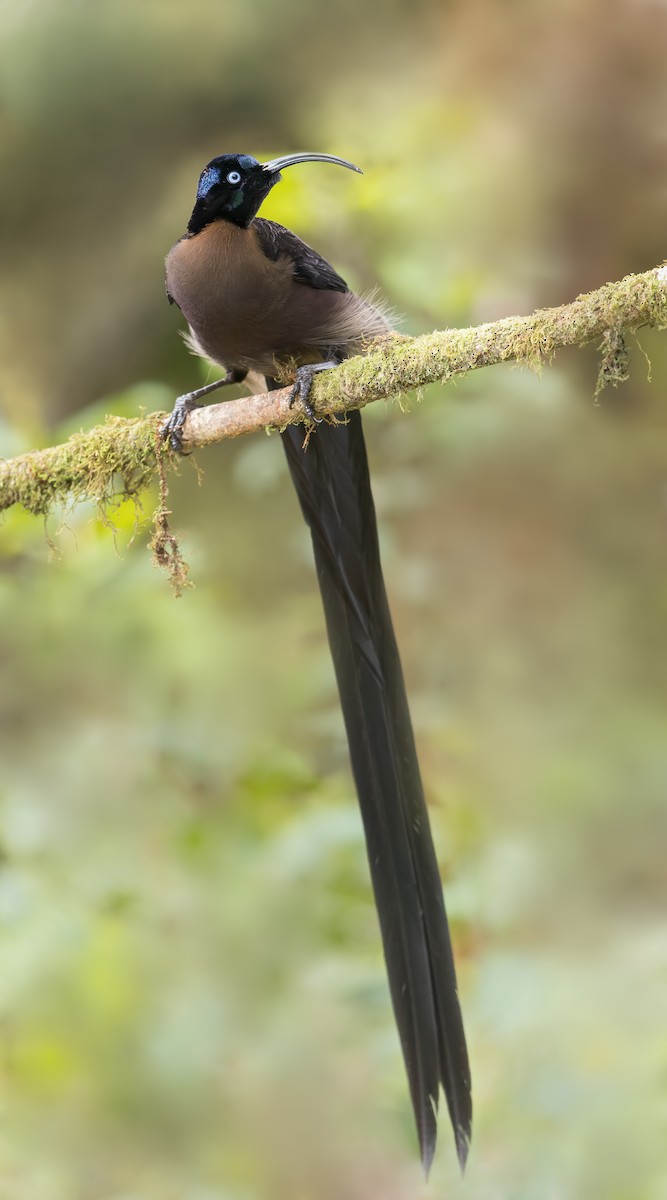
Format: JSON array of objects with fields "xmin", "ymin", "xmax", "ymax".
[{"xmin": 1, "ymin": 1, "xmax": 667, "ymax": 1197}]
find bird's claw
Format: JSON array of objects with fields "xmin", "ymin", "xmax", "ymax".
[
  {"xmin": 161, "ymin": 392, "xmax": 200, "ymax": 454},
  {"xmin": 289, "ymin": 365, "xmax": 323, "ymax": 424}
]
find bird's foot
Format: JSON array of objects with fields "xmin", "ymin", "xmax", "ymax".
[
  {"xmin": 161, "ymin": 370, "xmax": 247, "ymax": 453},
  {"xmin": 161, "ymin": 391, "xmax": 201, "ymax": 453},
  {"xmin": 289, "ymin": 360, "xmax": 339, "ymax": 423}
]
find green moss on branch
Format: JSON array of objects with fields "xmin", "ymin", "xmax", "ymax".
[
  {"xmin": 2, "ymin": 265, "xmax": 667, "ymax": 522},
  {"xmin": 0, "ymin": 415, "xmax": 158, "ymax": 517}
]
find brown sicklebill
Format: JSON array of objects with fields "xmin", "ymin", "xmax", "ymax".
[{"xmin": 162, "ymin": 151, "xmax": 472, "ymax": 1174}]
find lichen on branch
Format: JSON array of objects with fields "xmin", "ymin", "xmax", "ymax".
[
  {"xmin": 0, "ymin": 414, "xmax": 158, "ymax": 517},
  {"xmin": 2, "ymin": 264, "xmax": 667, "ymax": 523}
]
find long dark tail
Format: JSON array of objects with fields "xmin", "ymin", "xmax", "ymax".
[{"xmin": 279, "ymin": 408, "xmax": 472, "ymax": 1173}]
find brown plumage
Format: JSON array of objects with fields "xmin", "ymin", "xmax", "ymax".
[
  {"xmin": 162, "ymin": 151, "xmax": 472, "ymax": 1174},
  {"xmin": 166, "ymin": 219, "xmax": 388, "ymax": 377}
]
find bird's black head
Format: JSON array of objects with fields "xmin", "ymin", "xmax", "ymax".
[
  {"xmin": 187, "ymin": 154, "xmax": 272, "ymax": 233},
  {"xmin": 186, "ymin": 151, "xmax": 362, "ymax": 234}
]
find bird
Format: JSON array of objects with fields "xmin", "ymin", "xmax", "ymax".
[{"xmin": 162, "ymin": 150, "xmax": 472, "ymax": 1174}]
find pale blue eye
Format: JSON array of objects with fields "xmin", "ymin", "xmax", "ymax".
[{"xmin": 226, "ymin": 170, "xmax": 242, "ymax": 185}]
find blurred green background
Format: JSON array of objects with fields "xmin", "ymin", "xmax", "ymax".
[{"xmin": 1, "ymin": 1, "xmax": 667, "ymax": 1197}]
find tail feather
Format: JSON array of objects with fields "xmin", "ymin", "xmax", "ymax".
[{"xmin": 279, "ymin": 408, "xmax": 472, "ymax": 1172}]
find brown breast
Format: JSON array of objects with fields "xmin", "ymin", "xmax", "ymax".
[{"xmin": 166, "ymin": 221, "xmax": 388, "ymax": 376}]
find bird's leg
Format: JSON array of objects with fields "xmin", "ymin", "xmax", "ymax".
[
  {"xmin": 290, "ymin": 360, "xmax": 340, "ymax": 423},
  {"xmin": 162, "ymin": 369, "xmax": 247, "ymax": 452}
]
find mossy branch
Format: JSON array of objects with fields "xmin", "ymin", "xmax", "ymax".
[{"xmin": 2, "ymin": 264, "xmax": 667, "ymax": 526}]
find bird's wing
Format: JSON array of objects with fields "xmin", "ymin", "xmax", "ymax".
[{"xmin": 253, "ymin": 218, "xmax": 349, "ymax": 292}]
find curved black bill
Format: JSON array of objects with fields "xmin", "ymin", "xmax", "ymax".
[{"xmin": 262, "ymin": 152, "xmax": 362, "ymax": 175}]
